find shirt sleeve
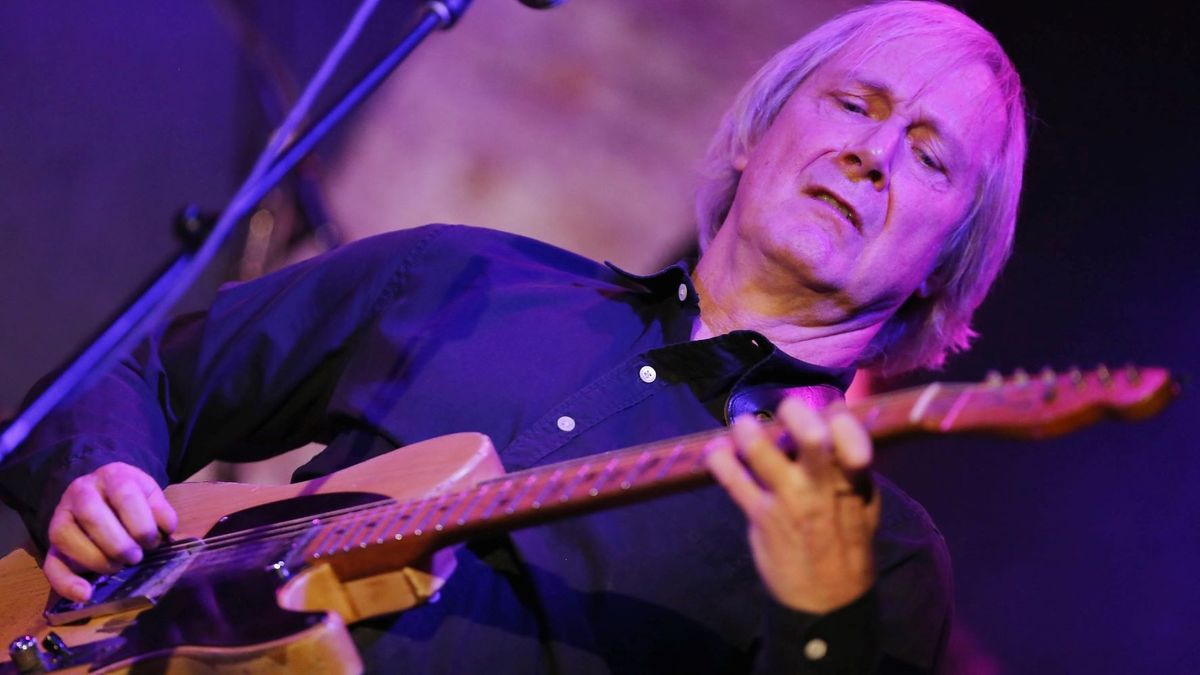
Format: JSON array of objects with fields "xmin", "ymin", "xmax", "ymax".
[
  {"xmin": 0, "ymin": 225, "xmax": 450, "ymax": 549},
  {"xmin": 753, "ymin": 475, "xmax": 954, "ymax": 674},
  {"xmin": 754, "ymin": 590, "xmax": 881, "ymax": 674}
]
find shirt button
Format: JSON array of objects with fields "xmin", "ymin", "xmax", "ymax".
[
  {"xmin": 639, "ymin": 366, "xmax": 657, "ymax": 383},
  {"xmin": 804, "ymin": 638, "xmax": 828, "ymax": 661},
  {"xmin": 556, "ymin": 416, "xmax": 576, "ymax": 432},
  {"xmin": 677, "ymin": 283, "xmax": 688, "ymax": 302}
]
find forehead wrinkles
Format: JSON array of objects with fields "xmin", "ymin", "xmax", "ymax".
[{"xmin": 827, "ymin": 39, "xmax": 1007, "ymax": 169}]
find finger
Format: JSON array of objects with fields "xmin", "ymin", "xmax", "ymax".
[
  {"xmin": 47, "ymin": 512, "xmax": 122, "ymax": 575},
  {"xmin": 71, "ymin": 495, "xmax": 145, "ymax": 566},
  {"xmin": 835, "ymin": 477, "xmax": 883, "ymax": 547},
  {"xmin": 146, "ymin": 489, "xmax": 178, "ymax": 537},
  {"xmin": 777, "ymin": 397, "xmax": 835, "ymax": 486},
  {"xmin": 43, "ymin": 548, "xmax": 94, "ymax": 603},
  {"xmin": 106, "ymin": 479, "xmax": 162, "ymax": 548},
  {"xmin": 112, "ymin": 463, "xmax": 177, "ymax": 538},
  {"xmin": 828, "ymin": 410, "xmax": 873, "ymax": 471},
  {"xmin": 705, "ymin": 441, "xmax": 765, "ymax": 516},
  {"xmin": 730, "ymin": 414, "xmax": 796, "ymax": 492}
]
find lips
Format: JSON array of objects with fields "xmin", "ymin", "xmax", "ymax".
[{"xmin": 804, "ymin": 187, "xmax": 861, "ymax": 231}]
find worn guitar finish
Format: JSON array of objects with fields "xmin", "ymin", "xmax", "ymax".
[{"xmin": 0, "ymin": 366, "xmax": 1177, "ymax": 673}]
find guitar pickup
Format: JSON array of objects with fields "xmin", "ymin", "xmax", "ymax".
[{"xmin": 44, "ymin": 540, "xmax": 201, "ymax": 626}]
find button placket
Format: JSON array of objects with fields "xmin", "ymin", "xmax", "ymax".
[{"xmin": 803, "ymin": 638, "xmax": 828, "ymax": 661}]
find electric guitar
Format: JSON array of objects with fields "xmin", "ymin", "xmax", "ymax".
[{"xmin": 0, "ymin": 366, "xmax": 1176, "ymax": 674}]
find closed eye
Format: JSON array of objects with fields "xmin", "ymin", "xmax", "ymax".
[
  {"xmin": 837, "ymin": 98, "xmax": 868, "ymax": 115},
  {"xmin": 915, "ymin": 147, "xmax": 945, "ymax": 173}
]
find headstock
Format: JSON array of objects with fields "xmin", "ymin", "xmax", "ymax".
[
  {"xmin": 926, "ymin": 365, "xmax": 1179, "ymax": 439},
  {"xmin": 864, "ymin": 365, "xmax": 1180, "ymax": 439}
]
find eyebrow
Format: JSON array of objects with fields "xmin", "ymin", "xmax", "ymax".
[{"xmin": 845, "ymin": 75, "xmax": 969, "ymax": 168}]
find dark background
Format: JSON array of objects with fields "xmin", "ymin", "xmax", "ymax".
[
  {"xmin": 882, "ymin": 1, "xmax": 1200, "ymax": 671},
  {"xmin": 1, "ymin": 2, "xmax": 1197, "ymax": 672}
]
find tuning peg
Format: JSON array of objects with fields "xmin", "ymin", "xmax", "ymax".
[
  {"xmin": 1096, "ymin": 364, "xmax": 1112, "ymax": 386},
  {"xmin": 1040, "ymin": 367, "xmax": 1058, "ymax": 402},
  {"xmin": 985, "ymin": 370, "xmax": 1003, "ymax": 387},
  {"xmin": 1012, "ymin": 368, "xmax": 1030, "ymax": 387},
  {"xmin": 1123, "ymin": 363, "xmax": 1140, "ymax": 384},
  {"xmin": 1068, "ymin": 367, "xmax": 1084, "ymax": 387}
]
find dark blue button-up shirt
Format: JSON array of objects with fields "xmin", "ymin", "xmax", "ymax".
[{"xmin": 0, "ymin": 225, "xmax": 951, "ymax": 673}]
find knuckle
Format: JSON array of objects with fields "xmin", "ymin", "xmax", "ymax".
[
  {"xmin": 47, "ymin": 522, "xmax": 72, "ymax": 551},
  {"xmin": 70, "ymin": 500, "xmax": 110, "ymax": 530},
  {"xmin": 64, "ymin": 474, "xmax": 97, "ymax": 498},
  {"xmin": 96, "ymin": 462, "xmax": 130, "ymax": 481},
  {"xmin": 107, "ymin": 482, "xmax": 144, "ymax": 506}
]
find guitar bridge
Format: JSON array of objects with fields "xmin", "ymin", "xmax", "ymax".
[{"xmin": 44, "ymin": 540, "xmax": 201, "ymax": 626}]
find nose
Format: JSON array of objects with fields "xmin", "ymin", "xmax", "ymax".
[{"xmin": 837, "ymin": 123, "xmax": 902, "ymax": 191}]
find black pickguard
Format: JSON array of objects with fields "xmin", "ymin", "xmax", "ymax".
[{"xmin": 88, "ymin": 491, "xmax": 391, "ymax": 670}]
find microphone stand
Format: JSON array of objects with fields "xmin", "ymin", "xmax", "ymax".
[{"xmin": 0, "ymin": 0, "xmax": 474, "ymax": 464}]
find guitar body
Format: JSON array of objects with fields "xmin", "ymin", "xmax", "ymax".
[{"xmin": 0, "ymin": 432, "xmax": 504, "ymax": 674}]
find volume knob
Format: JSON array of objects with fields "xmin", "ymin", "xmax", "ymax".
[{"xmin": 8, "ymin": 635, "xmax": 43, "ymax": 673}]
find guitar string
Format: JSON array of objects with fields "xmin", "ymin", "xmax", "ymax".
[
  {"xmin": 103, "ymin": 386, "xmax": 932, "ymax": 585},
  {"xmin": 148, "ymin": 423, "xmax": 747, "ymax": 554}
]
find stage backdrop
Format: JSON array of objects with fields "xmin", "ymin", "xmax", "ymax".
[{"xmin": 1, "ymin": 2, "xmax": 1196, "ymax": 673}]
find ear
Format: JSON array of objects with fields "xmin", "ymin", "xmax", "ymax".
[{"xmin": 732, "ymin": 152, "xmax": 749, "ymax": 172}]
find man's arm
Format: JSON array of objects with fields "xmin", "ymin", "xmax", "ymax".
[
  {"xmin": 0, "ymin": 225, "xmax": 451, "ymax": 601},
  {"xmin": 708, "ymin": 397, "xmax": 885, "ymax": 673}
]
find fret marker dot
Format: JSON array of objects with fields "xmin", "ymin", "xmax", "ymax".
[
  {"xmin": 639, "ymin": 366, "xmax": 657, "ymax": 383},
  {"xmin": 556, "ymin": 416, "xmax": 576, "ymax": 432}
]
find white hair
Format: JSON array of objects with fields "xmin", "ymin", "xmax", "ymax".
[{"xmin": 695, "ymin": 1, "xmax": 1027, "ymax": 375}]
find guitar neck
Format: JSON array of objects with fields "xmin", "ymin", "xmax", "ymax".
[{"xmin": 296, "ymin": 365, "xmax": 1175, "ymax": 579}]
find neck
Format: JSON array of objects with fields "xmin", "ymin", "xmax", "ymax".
[{"xmin": 691, "ymin": 242, "xmax": 889, "ymax": 369}]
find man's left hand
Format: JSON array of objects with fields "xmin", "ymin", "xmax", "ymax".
[{"xmin": 706, "ymin": 396, "xmax": 880, "ymax": 614}]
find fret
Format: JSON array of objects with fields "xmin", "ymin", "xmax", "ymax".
[
  {"xmin": 378, "ymin": 502, "xmax": 411, "ymax": 543},
  {"xmin": 619, "ymin": 451, "xmax": 653, "ymax": 490},
  {"xmin": 317, "ymin": 518, "xmax": 358, "ymax": 557},
  {"xmin": 306, "ymin": 521, "xmax": 339, "ymax": 559},
  {"xmin": 438, "ymin": 490, "xmax": 474, "ymax": 530},
  {"xmin": 908, "ymin": 382, "xmax": 942, "ymax": 424},
  {"xmin": 479, "ymin": 479, "xmax": 516, "ymax": 521},
  {"xmin": 336, "ymin": 512, "xmax": 377, "ymax": 553},
  {"xmin": 587, "ymin": 457, "xmax": 621, "ymax": 497},
  {"xmin": 531, "ymin": 468, "xmax": 564, "ymax": 509},
  {"xmin": 653, "ymin": 442, "xmax": 687, "ymax": 481},
  {"xmin": 506, "ymin": 474, "xmax": 541, "ymax": 514},
  {"xmin": 455, "ymin": 483, "xmax": 490, "ymax": 527},
  {"xmin": 938, "ymin": 385, "xmax": 974, "ymax": 431},
  {"xmin": 354, "ymin": 504, "xmax": 393, "ymax": 549},
  {"xmin": 389, "ymin": 500, "xmax": 429, "ymax": 542},
  {"xmin": 410, "ymin": 493, "xmax": 448, "ymax": 536},
  {"xmin": 558, "ymin": 462, "xmax": 593, "ymax": 503},
  {"xmin": 401, "ymin": 498, "xmax": 438, "ymax": 537}
]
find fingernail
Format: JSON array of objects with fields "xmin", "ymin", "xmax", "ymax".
[
  {"xmin": 71, "ymin": 580, "xmax": 92, "ymax": 602},
  {"xmin": 125, "ymin": 548, "xmax": 144, "ymax": 565}
]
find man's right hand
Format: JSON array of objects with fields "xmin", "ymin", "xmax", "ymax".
[{"xmin": 44, "ymin": 462, "xmax": 177, "ymax": 602}]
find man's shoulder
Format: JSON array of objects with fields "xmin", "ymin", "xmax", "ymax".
[
  {"xmin": 357, "ymin": 224, "xmax": 623, "ymax": 285},
  {"xmin": 873, "ymin": 472, "xmax": 952, "ymax": 572}
]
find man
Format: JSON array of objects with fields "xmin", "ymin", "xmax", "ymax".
[{"xmin": 0, "ymin": 1, "xmax": 1025, "ymax": 672}]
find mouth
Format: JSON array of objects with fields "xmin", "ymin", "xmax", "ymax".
[{"xmin": 803, "ymin": 187, "xmax": 860, "ymax": 231}]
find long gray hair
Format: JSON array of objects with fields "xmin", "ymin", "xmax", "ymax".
[{"xmin": 695, "ymin": 1, "xmax": 1027, "ymax": 375}]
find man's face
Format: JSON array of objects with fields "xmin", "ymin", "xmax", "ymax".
[{"xmin": 719, "ymin": 35, "xmax": 1007, "ymax": 319}]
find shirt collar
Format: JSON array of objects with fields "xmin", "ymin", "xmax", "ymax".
[
  {"xmin": 605, "ymin": 260, "xmax": 699, "ymax": 310},
  {"xmin": 608, "ymin": 260, "xmax": 855, "ymax": 391}
]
